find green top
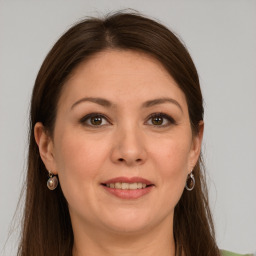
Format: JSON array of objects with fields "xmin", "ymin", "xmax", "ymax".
[{"xmin": 221, "ymin": 250, "xmax": 254, "ymax": 256}]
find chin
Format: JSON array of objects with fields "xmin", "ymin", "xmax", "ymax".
[
  {"xmin": 104, "ymin": 220, "xmax": 152, "ymax": 234},
  {"xmin": 98, "ymin": 208, "xmax": 160, "ymax": 234}
]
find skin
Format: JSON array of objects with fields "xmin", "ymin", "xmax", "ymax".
[{"xmin": 35, "ymin": 50, "xmax": 204, "ymax": 256}]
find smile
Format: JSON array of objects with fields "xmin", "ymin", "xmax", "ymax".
[
  {"xmin": 104, "ymin": 182, "xmax": 148, "ymax": 190},
  {"xmin": 101, "ymin": 177, "xmax": 155, "ymax": 199}
]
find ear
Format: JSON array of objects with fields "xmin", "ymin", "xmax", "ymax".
[
  {"xmin": 34, "ymin": 122, "xmax": 58, "ymax": 175},
  {"xmin": 188, "ymin": 120, "xmax": 204, "ymax": 172}
]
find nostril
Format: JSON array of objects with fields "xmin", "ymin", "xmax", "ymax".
[{"xmin": 117, "ymin": 158, "xmax": 143, "ymax": 164}]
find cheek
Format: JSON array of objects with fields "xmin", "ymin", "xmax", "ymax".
[
  {"xmin": 151, "ymin": 134, "xmax": 192, "ymax": 175},
  {"xmin": 52, "ymin": 129, "xmax": 109, "ymax": 202},
  {"xmin": 159, "ymin": 146, "xmax": 189, "ymax": 190},
  {"xmin": 149, "ymin": 134, "xmax": 192, "ymax": 199},
  {"xmin": 54, "ymin": 128, "xmax": 108, "ymax": 173}
]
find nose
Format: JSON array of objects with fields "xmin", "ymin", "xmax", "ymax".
[{"xmin": 110, "ymin": 125, "xmax": 147, "ymax": 166}]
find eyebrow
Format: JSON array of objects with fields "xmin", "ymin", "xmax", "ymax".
[
  {"xmin": 142, "ymin": 98, "xmax": 183, "ymax": 112},
  {"xmin": 71, "ymin": 97, "xmax": 113, "ymax": 110},
  {"xmin": 71, "ymin": 97, "xmax": 183, "ymax": 112}
]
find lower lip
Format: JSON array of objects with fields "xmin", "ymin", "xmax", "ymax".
[{"xmin": 101, "ymin": 185, "xmax": 154, "ymax": 199}]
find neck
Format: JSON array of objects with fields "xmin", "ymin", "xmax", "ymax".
[{"xmin": 72, "ymin": 217, "xmax": 176, "ymax": 256}]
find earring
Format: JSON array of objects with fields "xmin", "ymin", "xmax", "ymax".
[
  {"xmin": 185, "ymin": 172, "xmax": 195, "ymax": 191},
  {"xmin": 47, "ymin": 172, "xmax": 58, "ymax": 190}
]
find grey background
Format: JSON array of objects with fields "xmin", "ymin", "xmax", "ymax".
[{"xmin": 1, "ymin": 0, "xmax": 256, "ymax": 255}]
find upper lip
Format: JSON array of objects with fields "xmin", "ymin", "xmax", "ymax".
[{"xmin": 101, "ymin": 176, "xmax": 154, "ymax": 185}]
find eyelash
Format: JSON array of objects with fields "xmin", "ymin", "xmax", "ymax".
[
  {"xmin": 146, "ymin": 112, "xmax": 177, "ymax": 127},
  {"xmin": 79, "ymin": 112, "xmax": 176, "ymax": 127},
  {"xmin": 80, "ymin": 113, "xmax": 111, "ymax": 127}
]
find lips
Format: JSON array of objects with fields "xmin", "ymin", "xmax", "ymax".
[
  {"xmin": 101, "ymin": 176, "xmax": 154, "ymax": 199},
  {"xmin": 105, "ymin": 182, "xmax": 147, "ymax": 190},
  {"xmin": 102, "ymin": 176, "xmax": 153, "ymax": 185}
]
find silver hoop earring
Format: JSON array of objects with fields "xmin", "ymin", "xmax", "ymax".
[
  {"xmin": 47, "ymin": 172, "xmax": 58, "ymax": 190},
  {"xmin": 185, "ymin": 172, "xmax": 195, "ymax": 191}
]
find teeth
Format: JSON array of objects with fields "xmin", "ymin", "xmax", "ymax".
[
  {"xmin": 121, "ymin": 183, "xmax": 129, "ymax": 189},
  {"xmin": 115, "ymin": 182, "xmax": 122, "ymax": 189},
  {"xmin": 137, "ymin": 183, "xmax": 142, "ymax": 189},
  {"xmin": 129, "ymin": 183, "xmax": 137, "ymax": 189},
  {"xmin": 106, "ymin": 182, "xmax": 148, "ymax": 190}
]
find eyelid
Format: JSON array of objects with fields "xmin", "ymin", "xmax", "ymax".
[
  {"xmin": 79, "ymin": 112, "xmax": 176, "ymax": 127},
  {"xmin": 145, "ymin": 112, "xmax": 177, "ymax": 126},
  {"xmin": 80, "ymin": 113, "xmax": 111, "ymax": 126}
]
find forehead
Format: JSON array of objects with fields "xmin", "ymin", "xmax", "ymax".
[{"xmin": 58, "ymin": 49, "xmax": 187, "ymax": 110}]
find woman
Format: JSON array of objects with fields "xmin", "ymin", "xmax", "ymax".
[{"xmin": 18, "ymin": 11, "xmax": 246, "ymax": 256}]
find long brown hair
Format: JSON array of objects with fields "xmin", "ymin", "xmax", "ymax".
[{"xmin": 18, "ymin": 11, "xmax": 220, "ymax": 256}]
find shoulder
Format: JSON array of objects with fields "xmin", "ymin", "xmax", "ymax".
[{"xmin": 221, "ymin": 250, "xmax": 255, "ymax": 256}]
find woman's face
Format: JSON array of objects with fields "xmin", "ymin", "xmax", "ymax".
[{"xmin": 36, "ymin": 50, "xmax": 203, "ymax": 235}]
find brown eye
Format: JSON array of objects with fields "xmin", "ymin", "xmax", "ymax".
[
  {"xmin": 80, "ymin": 113, "xmax": 110, "ymax": 127},
  {"xmin": 146, "ymin": 113, "xmax": 176, "ymax": 127},
  {"xmin": 152, "ymin": 116, "xmax": 163, "ymax": 125},
  {"xmin": 91, "ymin": 116, "xmax": 103, "ymax": 125}
]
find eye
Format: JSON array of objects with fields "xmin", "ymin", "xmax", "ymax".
[
  {"xmin": 80, "ymin": 113, "xmax": 110, "ymax": 127},
  {"xmin": 146, "ymin": 113, "xmax": 176, "ymax": 127}
]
